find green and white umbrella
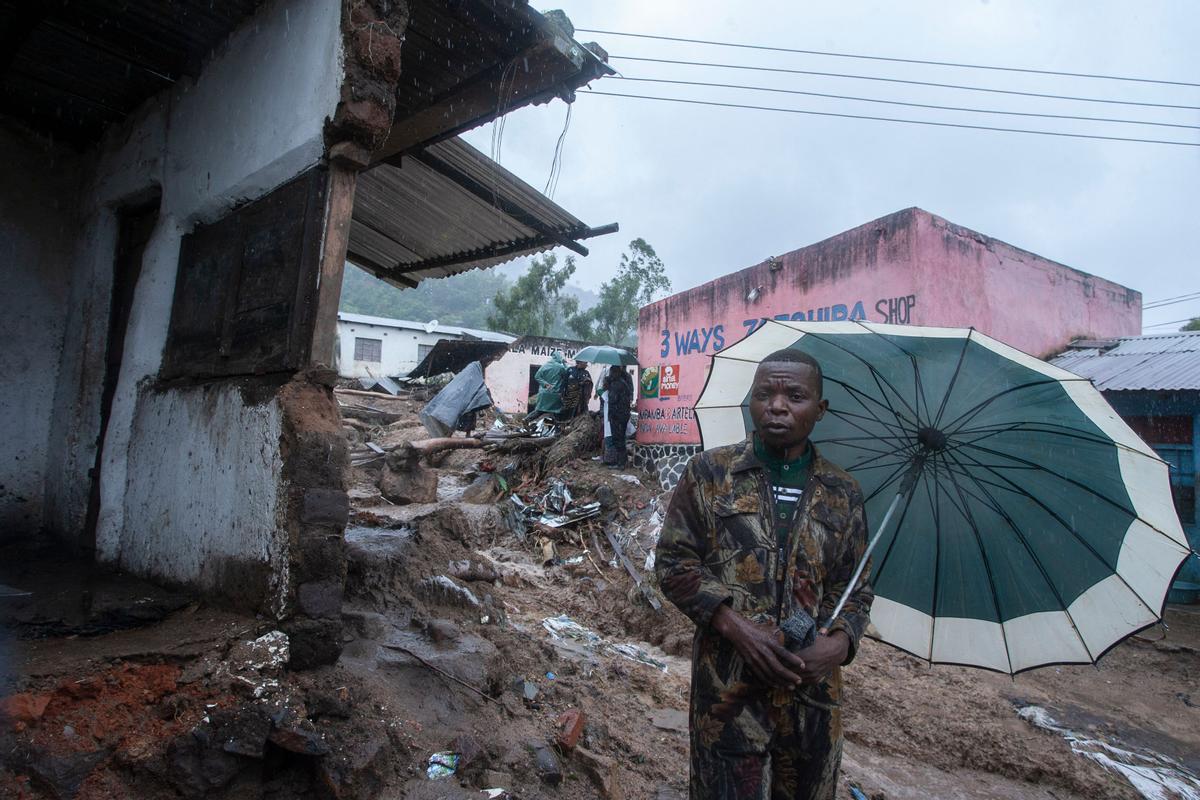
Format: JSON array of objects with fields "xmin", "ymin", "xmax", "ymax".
[{"xmin": 696, "ymin": 320, "xmax": 1192, "ymax": 674}]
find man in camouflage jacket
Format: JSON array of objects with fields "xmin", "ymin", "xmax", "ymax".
[{"xmin": 656, "ymin": 349, "xmax": 873, "ymax": 800}]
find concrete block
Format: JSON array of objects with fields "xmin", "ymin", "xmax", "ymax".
[{"xmin": 301, "ymin": 488, "xmax": 349, "ymax": 526}]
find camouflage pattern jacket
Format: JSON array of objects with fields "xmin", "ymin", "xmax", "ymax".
[{"xmin": 655, "ymin": 439, "xmax": 874, "ymax": 745}]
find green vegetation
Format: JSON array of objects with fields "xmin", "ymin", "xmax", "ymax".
[
  {"xmin": 486, "ymin": 253, "xmax": 580, "ymax": 337},
  {"xmin": 567, "ymin": 238, "xmax": 671, "ymax": 346},
  {"xmin": 339, "ymin": 264, "xmax": 510, "ymax": 329}
]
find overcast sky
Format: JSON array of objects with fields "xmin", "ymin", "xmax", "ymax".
[{"xmin": 462, "ymin": 1, "xmax": 1199, "ymax": 332}]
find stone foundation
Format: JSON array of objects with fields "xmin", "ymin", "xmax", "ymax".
[{"xmin": 635, "ymin": 443, "xmax": 703, "ymax": 490}]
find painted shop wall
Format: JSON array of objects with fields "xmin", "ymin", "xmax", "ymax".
[
  {"xmin": 488, "ymin": 336, "xmax": 625, "ymax": 415},
  {"xmin": 0, "ymin": 128, "xmax": 85, "ymax": 537},
  {"xmin": 636, "ymin": 207, "xmax": 1141, "ymax": 448},
  {"xmin": 38, "ymin": 0, "xmax": 343, "ymax": 606}
]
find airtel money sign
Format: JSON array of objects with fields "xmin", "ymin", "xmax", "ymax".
[{"xmin": 659, "ymin": 364, "xmax": 680, "ymax": 397}]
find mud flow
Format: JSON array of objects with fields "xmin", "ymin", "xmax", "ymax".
[{"xmin": 3, "ymin": 392, "xmax": 1198, "ymax": 799}]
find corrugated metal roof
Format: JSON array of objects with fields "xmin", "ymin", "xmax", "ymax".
[
  {"xmin": 337, "ymin": 312, "xmax": 514, "ymax": 342},
  {"xmin": 0, "ymin": 0, "xmax": 263, "ymax": 144},
  {"xmin": 1049, "ymin": 332, "xmax": 1200, "ymax": 391},
  {"xmin": 347, "ymin": 136, "xmax": 615, "ymax": 287}
]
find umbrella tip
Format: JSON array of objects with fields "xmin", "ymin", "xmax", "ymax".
[{"xmin": 918, "ymin": 426, "xmax": 947, "ymax": 451}]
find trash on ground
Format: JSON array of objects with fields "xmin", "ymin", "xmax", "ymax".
[
  {"xmin": 426, "ymin": 751, "xmax": 459, "ymax": 779},
  {"xmin": 1017, "ymin": 705, "xmax": 1200, "ymax": 800},
  {"xmin": 541, "ymin": 615, "xmax": 668, "ymax": 672},
  {"xmin": 538, "ymin": 502, "xmax": 602, "ymax": 528},
  {"xmin": 544, "ymin": 478, "xmax": 572, "ymax": 513},
  {"xmin": 555, "ymin": 708, "xmax": 586, "ymax": 750}
]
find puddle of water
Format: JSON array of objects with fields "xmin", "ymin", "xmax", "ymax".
[{"xmin": 1017, "ymin": 705, "xmax": 1200, "ymax": 800}]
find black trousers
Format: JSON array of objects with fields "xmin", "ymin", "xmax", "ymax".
[{"xmin": 608, "ymin": 411, "xmax": 630, "ymax": 466}]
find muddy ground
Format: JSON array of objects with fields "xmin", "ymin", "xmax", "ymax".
[{"xmin": 2, "ymin": 391, "xmax": 1197, "ymax": 799}]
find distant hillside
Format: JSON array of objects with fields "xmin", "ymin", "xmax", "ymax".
[{"xmin": 339, "ymin": 262, "xmax": 598, "ymax": 333}]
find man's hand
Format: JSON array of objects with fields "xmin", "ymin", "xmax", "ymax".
[
  {"xmin": 793, "ymin": 631, "xmax": 850, "ymax": 683},
  {"xmin": 711, "ymin": 605, "xmax": 806, "ymax": 689}
]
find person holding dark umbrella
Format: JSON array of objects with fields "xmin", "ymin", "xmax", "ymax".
[{"xmin": 604, "ymin": 364, "xmax": 634, "ymax": 468}]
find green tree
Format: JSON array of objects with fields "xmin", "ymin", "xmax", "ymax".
[
  {"xmin": 1182, "ymin": 318, "xmax": 1200, "ymax": 331},
  {"xmin": 569, "ymin": 238, "xmax": 671, "ymax": 345},
  {"xmin": 487, "ymin": 252, "xmax": 579, "ymax": 336}
]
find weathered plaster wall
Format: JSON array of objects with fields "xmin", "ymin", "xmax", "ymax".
[
  {"xmin": 0, "ymin": 128, "xmax": 84, "ymax": 536},
  {"xmin": 636, "ymin": 207, "xmax": 1141, "ymax": 447},
  {"xmin": 37, "ymin": 0, "xmax": 344, "ymax": 610},
  {"xmin": 121, "ymin": 383, "xmax": 287, "ymax": 609},
  {"xmin": 336, "ymin": 319, "xmax": 460, "ymax": 379}
]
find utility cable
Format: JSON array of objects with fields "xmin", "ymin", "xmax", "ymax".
[
  {"xmin": 1143, "ymin": 317, "xmax": 1198, "ymax": 330},
  {"xmin": 582, "ymin": 89, "xmax": 1200, "ymax": 147},
  {"xmin": 611, "ymin": 76, "xmax": 1200, "ymax": 130},
  {"xmin": 1144, "ymin": 291, "xmax": 1200, "ymax": 309},
  {"xmin": 577, "ymin": 28, "xmax": 1200, "ymax": 89},
  {"xmin": 608, "ymin": 56, "xmax": 1200, "ymax": 111}
]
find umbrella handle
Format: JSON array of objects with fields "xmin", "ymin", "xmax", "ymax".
[{"xmin": 820, "ymin": 459, "xmax": 922, "ymax": 635}]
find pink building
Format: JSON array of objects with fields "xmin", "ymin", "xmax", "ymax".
[{"xmin": 635, "ymin": 207, "xmax": 1141, "ymax": 486}]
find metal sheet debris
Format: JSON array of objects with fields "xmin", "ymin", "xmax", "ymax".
[
  {"xmin": 426, "ymin": 751, "xmax": 459, "ymax": 779},
  {"xmin": 541, "ymin": 615, "xmax": 667, "ymax": 672},
  {"xmin": 1017, "ymin": 705, "xmax": 1200, "ymax": 800}
]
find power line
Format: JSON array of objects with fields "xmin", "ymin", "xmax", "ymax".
[
  {"xmin": 1144, "ymin": 290, "xmax": 1200, "ymax": 308},
  {"xmin": 582, "ymin": 89, "xmax": 1200, "ymax": 147},
  {"xmin": 609, "ymin": 56, "xmax": 1200, "ymax": 112},
  {"xmin": 612, "ymin": 76, "xmax": 1200, "ymax": 130},
  {"xmin": 1143, "ymin": 316, "xmax": 1198, "ymax": 329},
  {"xmin": 578, "ymin": 28, "xmax": 1200, "ymax": 89},
  {"xmin": 1144, "ymin": 294, "xmax": 1200, "ymax": 311}
]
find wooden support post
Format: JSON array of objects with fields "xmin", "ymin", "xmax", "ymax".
[{"xmin": 308, "ymin": 144, "xmax": 369, "ymax": 369}]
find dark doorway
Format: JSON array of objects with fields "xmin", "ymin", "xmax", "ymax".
[{"xmin": 83, "ymin": 199, "xmax": 160, "ymax": 554}]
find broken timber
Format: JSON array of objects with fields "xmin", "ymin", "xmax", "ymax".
[{"xmin": 604, "ymin": 525, "xmax": 661, "ymax": 611}]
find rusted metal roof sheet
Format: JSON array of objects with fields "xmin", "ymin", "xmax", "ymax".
[
  {"xmin": 348, "ymin": 136, "xmax": 616, "ymax": 287},
  {"xmin": 1049, "ymin": 332, "xmax": 1200, "ymax": 392}
]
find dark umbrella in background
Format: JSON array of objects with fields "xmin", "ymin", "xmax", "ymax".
[{"xmin": 695, "ymin": 320, "xmax": 1192, "ymax": 674}]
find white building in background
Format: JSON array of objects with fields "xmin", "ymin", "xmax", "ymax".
[{"xmin": 336, "ymin": 312, "xmax": 514, "ymax": 378}]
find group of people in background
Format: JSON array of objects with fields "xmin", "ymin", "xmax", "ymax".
[{"xmin": 531, "ymin": 351, "xmax": 635, "ymax": 468}]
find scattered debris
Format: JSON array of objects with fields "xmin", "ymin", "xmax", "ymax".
[
  {"xmin": 1017, "ymin": 705, "xmax": 1200, "ymax": 800},
  {"xmin": 605, "ymin": 525, "xmax": 662, "ymax": 611},
  {"xmin": 555, "ymin": 708, "xmax": 586, "ymax": 750},
  {"xmin": 541, "ymin": 615, "xmax": 668, "ymax": 672},
  {"xmin": 427, "ymin": 751, "xmax": 459, "ymax": 779},
  {"xmin": 533, "ymin": 742, "xmax": 563, "ymax": 785}
]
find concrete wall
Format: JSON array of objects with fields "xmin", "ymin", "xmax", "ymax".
[
  {"xmin": 120, "ymin": 383, "xmax": 287, "ymax": 612},
  {"xmin": 0, "ymin": 128, "xmax": 84, "ymax": 536},
  {"xmin": 31, "ymin": 0, "xmax": 343, "ymax": 609},
  {"xmin": 636, "ymin": 207, "xmax": 1141, "ymax": 447}
]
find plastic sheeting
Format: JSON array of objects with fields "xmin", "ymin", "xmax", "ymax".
[{"xmin": 419, "ymin": 361, "xmax": 493, "ymax": 437}]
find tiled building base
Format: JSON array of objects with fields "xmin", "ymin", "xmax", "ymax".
[{"xmin": 635, "ymin": 443, "xmax": 704, "ymax": 490}]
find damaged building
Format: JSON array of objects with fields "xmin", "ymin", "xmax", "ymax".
[{"xmin": 1, "ymin": 0, "xmax": 614, "ymax": 664}]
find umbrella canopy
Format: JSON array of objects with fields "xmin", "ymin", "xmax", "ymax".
[
  {"xmin": 695, "ymin": 320, "xmax": 1192, "ymax": 674},
  {"xmin": 574, "ymin": 345, "xmax": 639, "ymax": 366}
]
